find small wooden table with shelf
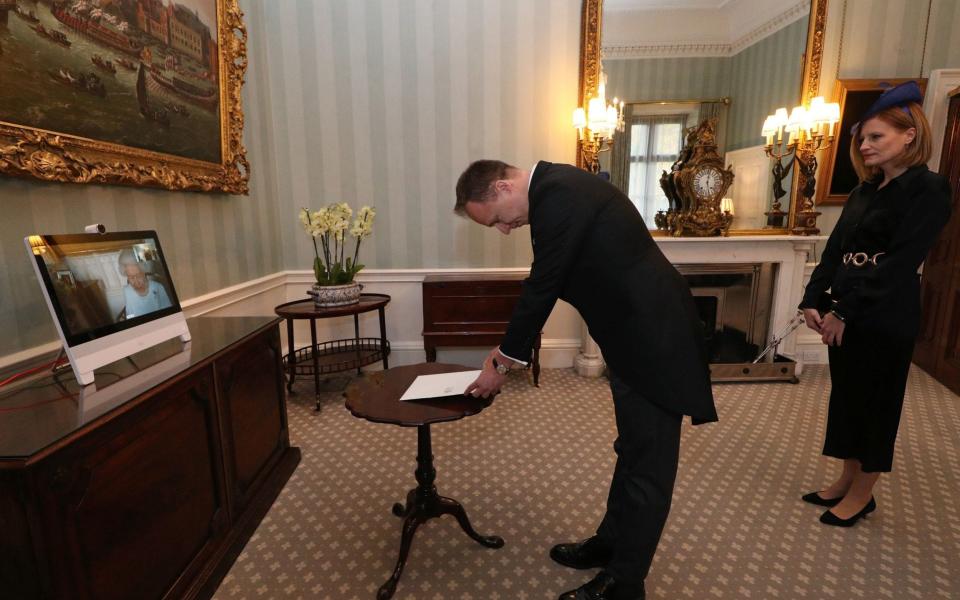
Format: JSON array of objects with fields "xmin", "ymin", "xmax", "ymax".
[{"xmin": 275, "ymin": 293, "xmax": 391, "ymax": 411}]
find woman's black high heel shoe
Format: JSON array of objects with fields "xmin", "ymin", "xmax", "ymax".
[
  {"xmin": 801, "ymin": 491, "xmax": 843, "ymax": 507},
  {"xmin": 820, "ymin": 497, "xmax": 876, "ymax": 527}
]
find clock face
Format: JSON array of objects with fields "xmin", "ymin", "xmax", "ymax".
[{"xmin": 693, "ymin": 166, "xmax": 724, "ymax": 200}]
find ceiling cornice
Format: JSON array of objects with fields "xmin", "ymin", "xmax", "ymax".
[
  {"xmin": 603, "ymin": 0, "xmax": 809, "ymax": 60},
  {"xmin": 604, "ymin": 42, "xmax": 731, "ymax": 59}
]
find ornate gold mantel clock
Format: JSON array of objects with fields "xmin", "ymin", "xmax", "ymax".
[{"xmin": 656, "ymin": 118, "xmax": 734, "ymax": 237}]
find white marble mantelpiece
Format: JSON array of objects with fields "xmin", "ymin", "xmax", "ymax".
[{"xmin": 574, "ymin": 235, "xmax": 828, "ymax": 377}]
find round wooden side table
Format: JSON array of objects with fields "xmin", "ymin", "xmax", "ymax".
[
  {"xmin": 345, "ymin": 363, "xmax": 504, "ymax": 600},
  {"xmin": 275, "ymin": 293, "xmax": 391, "ymax": 411}
]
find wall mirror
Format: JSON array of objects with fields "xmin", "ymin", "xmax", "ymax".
[{"xmin": 579, "ymin": 0, "xmax": 827, "ymax": 234}]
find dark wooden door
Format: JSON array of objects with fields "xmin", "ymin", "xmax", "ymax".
[{"xmin": 915, "ymin": 88, "xmax": 960, "ymax": 393}]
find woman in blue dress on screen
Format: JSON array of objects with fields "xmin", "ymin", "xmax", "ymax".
[
  {"xmin": 798, "ymin": 81, "xmax": 952, "ymax": 527},
  {"xmin": 118, "ymin": 249, "xmax": 171, "ymax": 319}
]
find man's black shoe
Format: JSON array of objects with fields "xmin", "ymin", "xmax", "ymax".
[
  {"xmin": 557, "ymin": 571, "xmax": 646, "ymax": 600},
  {"xmin": 549, "ymin": 536, "xmax": 612, "ymax": 569}
]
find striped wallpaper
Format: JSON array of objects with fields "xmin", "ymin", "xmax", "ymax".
[
  {"xmin": 2, "ymin": 0, "xmax": 956, "ymax": 360},
  {"xmin": 0, "ymin": 0, "xmax": 580, "ymax": 359},
  {"xmin": 726, "ymin": 17, "xmax": 808, "ymax": 151},
  {"xmin": 258, "ymin": 0, "xmax": 580, "ymax": 274},
  {"xmin": 604, "ymin": 56, "xmax": 731, "ymax": 104},
  {"xmin": 820, "ymin": 0, "xmax": 960, "ymax": 87},
  {"xmin": 0, "ymin": 0, "xmax": 286, "ymax": 358},
  {"xmin": 816, "ymin": 0, "xmax": 960, "ymax": 236}
]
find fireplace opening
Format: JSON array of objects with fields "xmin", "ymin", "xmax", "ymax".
[{"xmin": 676, "ymin": 263, "xmax": 777, "ymax": 365}]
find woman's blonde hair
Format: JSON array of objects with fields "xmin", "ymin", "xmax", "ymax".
[{"xmin": 849, "ymin": 102, "xmax": 932, "ymax": 182}]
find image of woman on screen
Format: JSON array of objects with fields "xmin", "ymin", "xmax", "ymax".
[{"xmin": 118, "ymin": 249, "xmax": 172, "ymax": 320}]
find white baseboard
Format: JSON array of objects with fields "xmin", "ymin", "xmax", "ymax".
[
  {"xmin": 792, "ymin": 263, "xmax": 828, "ymax": 365},
  {"xmin": 1, "ymin": 269, "xmax": 585, "ymax": 377},
  {"xmin": 286, "ymin": 337, "xmax": 583, "ymax": 371},
  {"xmin": 795, "ymin": 332, "xmax": 828, "ymax": 365},
  {"xmin": 4, "ymin": 264, "xmax": 831, "ymax": 376},
  {"xmin": 181, "ymin": 272, "xmax": 287, "ymax": 316},
  {"xmin": 0, "ymin": 272, "xmax": 290, "ymax": 375}
]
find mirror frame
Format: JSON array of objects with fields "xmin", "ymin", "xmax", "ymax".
[
  {"xmin": 579, "ymin": 0, "xmax": 829, "ymax": 236},
  {"xmin": 577, "ymin": 0, "xmax": 603, "ymax": 173}
]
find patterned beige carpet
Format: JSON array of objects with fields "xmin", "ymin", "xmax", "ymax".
[{"xmin": 214, "ymin": 365, "xmax": 960, "ymax": 600}]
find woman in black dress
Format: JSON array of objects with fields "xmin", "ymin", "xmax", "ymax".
[{"xmin": 799, "ymin": 81, "xmax": 952, "ymax": 527}]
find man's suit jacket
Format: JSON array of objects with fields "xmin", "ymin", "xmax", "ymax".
[{"xmin": 500, "ymin": 161, "xmax": 718, "ymax": 423}]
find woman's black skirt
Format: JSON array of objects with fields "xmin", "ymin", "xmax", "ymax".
[{"xmin": 824, "ymin": 325, "xmax": 915, "ymax": 472}]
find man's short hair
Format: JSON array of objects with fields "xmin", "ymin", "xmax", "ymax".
[{"xmin": 454, "ymin": 160, "xmax": 517, "ymax": 216}]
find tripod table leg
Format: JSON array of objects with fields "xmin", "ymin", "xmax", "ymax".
[
  {"xmin": 438, "ymin": 495, "xmax": 505, "ymax": 548},
  {"xmin": 377, "ymin": 513, "xmax": 426, "ymax": 600}
]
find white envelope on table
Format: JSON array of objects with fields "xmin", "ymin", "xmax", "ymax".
[{"xmin": 399, "ymin": 371, "xmax": 482, "ymax": 401}]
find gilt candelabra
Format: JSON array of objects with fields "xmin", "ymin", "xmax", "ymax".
[
  {"xmin": 762, "ymin": 97, "xmax": 840, "ymax": 235},
  {"xmin": 574, "ymin": 71, "xmax": 624, "ymax": 175}
]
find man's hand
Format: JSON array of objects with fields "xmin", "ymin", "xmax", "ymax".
[
  {"xmin": 464, "ymin": 348, "xmax": 508, "ymax": 398},
  {"xmin": 820, "ymin": 312, "xmax": 845, "ymax": 346},
  {"xmin": 802, "ymin": 308, "xmax": 823, "ymax": 334}
]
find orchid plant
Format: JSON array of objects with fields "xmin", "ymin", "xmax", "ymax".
[{"xmin": 299, "ymin": 203, "xmax": 376, "ymax": 285}]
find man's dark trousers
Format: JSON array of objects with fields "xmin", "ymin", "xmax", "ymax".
[{"xmin": 596, "ymin": 370, "xmax": 683, "ymax": 586}]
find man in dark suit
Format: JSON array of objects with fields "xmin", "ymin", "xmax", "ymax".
[{"xmin": 458, "ymin": 160, "xmax": 718, "ymax": 600}]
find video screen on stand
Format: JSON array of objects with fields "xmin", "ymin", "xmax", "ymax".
[{"xmin": 27, "ymin": 231, "xmax": 181, "ymax": 346}]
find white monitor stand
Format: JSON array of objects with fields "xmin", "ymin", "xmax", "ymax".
[
  {"xmin": 62, "ymin": 314, "xmax": 191, "ymax": 385},
  {"xmin": 78, "ymin": 342, "xmax": 193, "ymax": 423}
]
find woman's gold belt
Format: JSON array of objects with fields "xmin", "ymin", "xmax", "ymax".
[{"xmin": 842, "ymin": 251, "xmax": 885, "ymax": 267}]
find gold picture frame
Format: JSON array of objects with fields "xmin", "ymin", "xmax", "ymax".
[{"xmin": 0, "ymin": 0, "xmax": 248, "ymax": 194}]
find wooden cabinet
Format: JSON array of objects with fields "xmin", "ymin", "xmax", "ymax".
[
  {"xmin": 421, "ymin": 274, "xmax": 541, "ymax": 385},
  {"xmin": 0, "ymin": 317, "xmax": 300, "ymax": 600},
  {"xmin": 216, "ymin": 334, "xmax": 288, "ymax": 515}
]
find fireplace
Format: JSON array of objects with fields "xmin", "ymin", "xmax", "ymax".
[
  {"xmin": 572, "ymin": 235, "xmax": 822, "ymax": 380},
  {"xmin": 677, "ymin": 262, "xmax": 797, "ymax": 382}
]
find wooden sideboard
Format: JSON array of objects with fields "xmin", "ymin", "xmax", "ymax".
[
  {"xmin": 0, "ymin": 316, "xmax": 300, "ymax": 600},
  {"xmin": 422, "ymin": 274, "xmax": 540, "ymax": 385}
]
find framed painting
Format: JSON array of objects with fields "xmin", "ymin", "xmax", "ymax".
[
  {"xmin": 0, "ymin": 0, "xmax": 248, "ymax": 194},
  {"xmin": 816, "ymin": 78, "xmax": 927, "ymax": 206}
]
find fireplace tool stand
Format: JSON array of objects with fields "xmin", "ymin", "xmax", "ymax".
[
  {"xmin": 710, "ymin": 313, "xmax": 804, "ymax": 384},
  {"xmin": 753, "ymin": 313, "xmax": 806, "ymax": 364}
]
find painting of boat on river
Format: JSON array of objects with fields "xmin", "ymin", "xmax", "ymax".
[{"xmin": 0, "ymin": 0, "xmax": 221, "ymax": 164}]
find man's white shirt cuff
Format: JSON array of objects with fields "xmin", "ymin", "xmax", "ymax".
[{"xmin": 498, "ymin": 347, "xmax": 528, "ymax": 367}]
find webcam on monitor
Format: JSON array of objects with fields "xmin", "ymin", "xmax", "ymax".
[{"xmin": 24, "ymin": 230, "xmax": 190, "ymax": 385}]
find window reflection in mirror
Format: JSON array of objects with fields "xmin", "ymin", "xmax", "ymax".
[{"xmin": 627, "ymin": 114, "xmax": 686, "ymax": 224}]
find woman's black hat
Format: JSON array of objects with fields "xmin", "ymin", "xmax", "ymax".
[{"xmin": 850, "ymin": 80, "xmax": 923, "ymax": 135}]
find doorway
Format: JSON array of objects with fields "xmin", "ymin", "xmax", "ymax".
[{"xmin": 914, "ymin": 87, "xmax": 960, "ymax": 393}]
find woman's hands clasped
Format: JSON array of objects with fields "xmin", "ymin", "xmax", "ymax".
[
  {"xmin": 802, "ymin": 308, "xmax": 823, "ymax": 333},
  {"xmin": 803, "ymin": 308, "xmax": 845, "ymax": 346}
]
